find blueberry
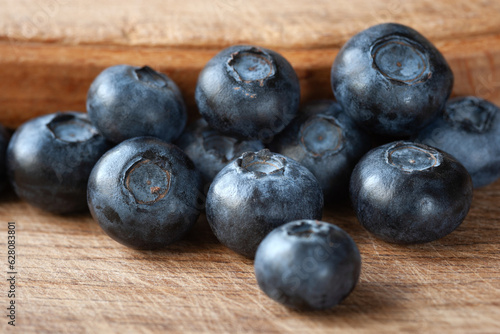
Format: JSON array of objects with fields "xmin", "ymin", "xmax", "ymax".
[
  {"xmin": 87, "ymin": 137, "xmax": 203, "ymax": 250},
  {"xmin": 7, "ymin": 112, "xmax": 111, "ymax": 213},
  {"xmin": 331, "ymin": 23, "xmax": 453, "ymax": 137},
  {"xmin": 0, "ymin": 124, "xmax": 10, "ymax": 192},
  {"xmin": 176, "ymin": 118, "xmax": 265, "ymax": 183},
  {"xmin": 87, "ymin": 65, "xmax": 187, "ymax": 143},
  {"xmin": 270, "ymin": 100, "xmax": 371, "ymax": 200},
  {"xmin": 206, "ymin": 149, "xmax": 323, "ymax": 258},
  {"xmin": 350, "ymin": 141, "xmax": 473, "ymax": 244},
  {"xmin": 196, "ymin": 45, "xmax": 300, "ymax": 140},
  {"xmin": 254, "ymin": 220, "xmax": 361, "ymax": 310},
  {"xmin": 413, "ymin": 96, "xmax": 500, "ymax": 188}
]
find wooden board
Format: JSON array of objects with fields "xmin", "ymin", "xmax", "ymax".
[
  {"xmin": 1, "ymin": 0, "xmax": 500, "ymax": 128},
  {"xmin": 1, "ymin": 182, "xmax": 500, "ymax": 334},
  {"xmin": 0, "ymin": 1, "xmax": 500, "ymax": 333}
]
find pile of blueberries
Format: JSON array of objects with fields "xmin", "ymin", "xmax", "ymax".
[{"xmin": 2, "ymin": 23, "xmax": 500, "ymax": 310}]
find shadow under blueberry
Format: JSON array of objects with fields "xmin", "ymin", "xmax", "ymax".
[
  {"xmin": 153, "ymin": 214, "xmax": 223, "ymax": 254},
  {"xmin": 2, "ymin": 186, "xmax": 94, "ymax": 221},
  {"xmin": 0, "ymin": 186, "xmax": 20, "ymax": 204},
  {"xmin": 271, "ymin": 280, "xmax": 406, "ymax": 319}
]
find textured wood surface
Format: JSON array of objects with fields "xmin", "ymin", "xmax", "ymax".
[
  {"xmin": 1, "ymin": 1, "xmax": 500, "ymax": 333},
  {"xmin": 1, "ymin": 0, "xmax": 500, "ymax": 127},
  {"xmin": 2, "ymin": 0, "xmax": 500, "ymax": 48},
  {"xmin": 0, "ymin": 180, "xmax": 499, "ymax": 333}
]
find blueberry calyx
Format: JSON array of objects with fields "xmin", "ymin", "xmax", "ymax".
[
  {"xmin": 124, "ymin": 158, "xmax": 171, "ymax": 205},
  {"xmin": 135, "ymin": 66, "xmax": 169, "ymax": 89},
  {"xmin": 386, "ymin": 142, "xmax": 442, "ymax": 172},
  {"xmin": 299, "ymin": 115, "xmax": 344, "ymax": 157},
  {"xmin": 371, "ymin": 34, "xmax": 431, "ymax": 85},
  {"xmin": 202, "ymin": 130, "xmax": 238, "ymax": 162},
  {"xmin": 286, "ymin": 220, "xmax": 330, "ymax": 238},
  {"xmin": 444, "ymin": 97, "xmax": 495, "ymax": 133},
  {"xmin": 47, "ymin": 113, "xmax": 99, "ymax": 143},
  {"xmin": 227, "ymin": 48, "xmax": 276, "ymax": 86},
  {"xmin": 236, "ymin": 149, "xmax": 286, "ymax": 177}
]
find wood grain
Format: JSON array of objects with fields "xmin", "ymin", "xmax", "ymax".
[
  {"xmin": 0, "ymin": 180, "xmax": 499, "ymax": 334},
  {"xmin": 2, "ymin": 0, "xmax": 500, "ymax": 48},
  {"xmin": 1, "ymin": 1, "xmax": 500, "ymax": 127}
]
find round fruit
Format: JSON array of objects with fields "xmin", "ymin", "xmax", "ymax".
[
  {"xmin": 87, "ymin": 65, "xmax": 186, "ymax": 143},
  {"xmin": 206, "ymin": 149, "xmax": 323, "ymax": 258},
  {"xmin": 7, "ymin": 112, "xmax": 110, "ymax": 213},
  {"xmin": 331, "ymin": 23, "xmax": 453, "ymax": 137},
  {"xmin": 350, "ymin": 141, "xmax": 473, "ymax": 244},
  {"xmin": 414, "ymin": 96, "xmax": 500, "ymax": 188},
  {"xmin": 255, "ymin": 220, "xmax": 361, "ymax": 310},
  {"xmin": 87, "ymin": 137, "xmax": 203, "ymax": 249},
  {"xmin": 196, "ymin": 45, "xmax": 300, "ymax": 141}
]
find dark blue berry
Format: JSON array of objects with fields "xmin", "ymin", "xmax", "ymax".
[
  {"xmin": 87, "ymin": 65, "xmax": 186, "ymax": 143},
  {"xmin": 414, "ymin": 96, "xmax": 500, "ymax": 188},
  {"xmin": 87, "ymin": 137, "xmax": 203, "ymax": 250},
  {"xmin": 196, "ymin": 45, "xmax": 300, "ymax": 141},
  {"xmin": 350, "ymin": 141, "xmax": 473, "ymax": 244},
  {"xmin": 206, "ymin": 149, "xmax": 323, "ymax": 258},
  {"xmin": 176, "ymin": 118, "xmax": 264, "ymax": 183},
  {"xmin": 331, "ymin": 23, "xmax": 453, "ymax": 137},
  {"xmin": 7, "ymin": 112, "xmax": 111, "ymax": 213},
  {"xmin": 270, "ymin": 100, "xmax": 371, "ymax": 200},
  {"xmin": 255, "ymin": 220, "xmax": 361, "ymax": 310}
]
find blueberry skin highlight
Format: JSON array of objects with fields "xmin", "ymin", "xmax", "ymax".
[
  {"xmin": 87, "ymin": 137, "xmax": 203, "ymax": 250},
  {"xmin": 176, "ymin": 118, "xmax": 264, "ymax": 183},
  {"xmin": 196, "ymin": 45, "xmax": 300, "ymax": 140},
  {"xmin": 350, "ymin": 141, "xmax": 473, "ymax": 244},
  {"xmin": 255, "ymin": 220, "xmax": 361, "ymax": 310},
  {"xmin": 271, "ymin": 100, "xmax": 371, "ymax": 200},
  {"xmin": 87, "ymin": 65, "xmax": 187, "ymax": 143},
  {"xmin": 206, "ymin": 149, "xmax": 323, "ymax": 258},
  {"xmin": 7, "ymin": 112, "xmax": 111, "ymax": 213},
  {"xmin": 414, "ymin": 97, "xmax": 500, "ymax": 188},
  {"xmin": 331, "ymin": 23, "xmax": 453, "ymax": 137}
]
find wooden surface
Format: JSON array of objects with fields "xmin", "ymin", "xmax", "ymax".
[
  {"xmin": 1, "ymin": 1, "xmax": 500, "ymax": 333},
  {"xmin": 1, "ymin": 0, "xmax": 500, "ymax": 128},
  {"xmin": 0, "ymin": 181, "xmax": 499, "ymax": 334}
]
